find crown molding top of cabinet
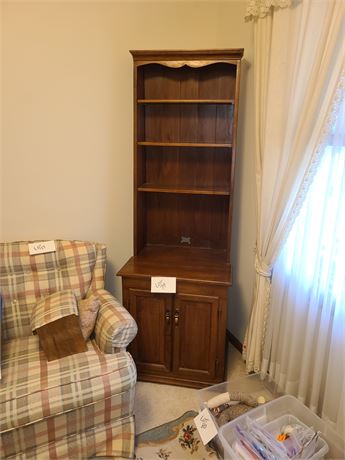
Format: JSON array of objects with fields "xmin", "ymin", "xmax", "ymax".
[{"xmin": 130, "ymin": 49, "xmax": 244, "ymax": 64}]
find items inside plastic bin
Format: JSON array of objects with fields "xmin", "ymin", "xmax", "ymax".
[
  {"xmin": 231, "ymin": 415, "xmax": 325, "ymax": 460},
  {"xmin": 205, "ymin": 391, "xmax": 269, "ymax": 427}
]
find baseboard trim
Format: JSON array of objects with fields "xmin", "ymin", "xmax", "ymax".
[{"xmin": 226, "ymin": 329, "xmax": 243, "ymax": 353}]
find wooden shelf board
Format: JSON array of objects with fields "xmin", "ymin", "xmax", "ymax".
[
  {"xmin": 137, "ymin": 99, "xmax": 234, "ymax": 104},
  {"xmin": 117, "ymin": 246, "xmax": 231, "ymax": 285},
  {"xmin": 137, "ymin": 141, "xmax": 232, "ymax": 148},
  {"xmin": 137, "ymin": 183, "xmax": 230, "ymax": 195}
]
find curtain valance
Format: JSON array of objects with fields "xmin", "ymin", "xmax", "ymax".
[{"xmin": 245, "ymin": 0, "xmax": 293, "ymax": 19}]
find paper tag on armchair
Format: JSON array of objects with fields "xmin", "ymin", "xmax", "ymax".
[{"xmin": 29, "ymin": 240, "xmax": 56, "ymax": 255}]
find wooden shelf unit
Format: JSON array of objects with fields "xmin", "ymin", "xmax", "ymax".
[{"xmin": 118, "ymin": 49, "xmax": 243, "ymax": 388}]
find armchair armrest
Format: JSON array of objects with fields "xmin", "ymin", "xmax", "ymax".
[{"xmin": 93, "ymin": 289, "xmax": 137, "ymax": 353}]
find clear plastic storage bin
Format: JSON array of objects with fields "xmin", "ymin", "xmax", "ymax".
[
  {"xmin": 219, "ymin": 395, "xmax": 344, "ymax": 460},
  {"xmin": 197, "ymin": 374, "xmax": 278, "ymax": 417},
  {"xmin": 196, "ymin": 374, "xmax": 279, "ymax": 457}
]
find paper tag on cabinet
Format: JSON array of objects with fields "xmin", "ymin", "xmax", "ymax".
[
  {"xmin": 151, "ymin": 276, "xmax": 176, "ymax": 293},
  {"xmin": 28, "ymin": 240, "xmax": 56, "ymax": 255},
  {"xmin": 194, "ymin": 408, "xmax": 218, "ymax": 445}
]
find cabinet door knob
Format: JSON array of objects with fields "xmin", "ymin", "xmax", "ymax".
[
  {"xmin": 174, "ymin": 310, "xmax": 179, "ymax": 326},
  {"xmin": 165, "ymin": 310, "xmax": 171, "ymax": 324}
]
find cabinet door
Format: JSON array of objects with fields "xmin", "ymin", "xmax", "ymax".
[
  {"xmin": 129, "ymin": 289, "xmax": 173, "ymax": 375},
  {"xmin": 172, "ymin": 293, "xmax": 219, "ymax": 380}
]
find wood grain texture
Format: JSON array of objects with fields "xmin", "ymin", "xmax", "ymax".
[
  {"xmin": 142, "ymin": 146, "xmax": 231, "ymax": 191},
  {"xmin": 117, "ymin": 246, "xmax": 231, "ymax": 285},
  {"xmin": 145, "ymin": 194, "xmax": 229, "ymax": 249},
  {"xmin": 137, "ymin": 63, "xmax": 237, "ymax": 100},
  {"xmin": 137, "ymin": 99, "xmax": 234, "ymax": 104},
  {"xmin": 137, "ymin": 185, "xmax": 230, "ymax": 195},
  {"xmin": 173, "ymin": 293, "xmax": 219, "ymax": 379},
  {"xmin": 36, "ymin": 315, "xmax": 87, "ymax": 361},
  {"xmin": 129, "ymin": 289, "xmax": 173, "ymax": 375},
  {"xmin": 137, "ymin": 141, "xmax": 232, "ymax": 147},
  {"xmin": 140, "ymin": 104, "xmax": 232, "ymax": 144},
  {"xmin": 130, "ymin": 49, "xmax": 244, "ymax": 66}
]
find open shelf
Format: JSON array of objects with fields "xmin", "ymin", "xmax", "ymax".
[
  {"xmin": 139, "ymin": 193, "xmax": 230, "ymax": 251},
  {"xmin": 138, "ymin": 103, "xmax": 233, "ymax": 145},
  {"xmin": 137, "ymin": 62, "xmax": 237, "ymax": 100},
  {"xmin": 138, "ymin": 146, "xmax": 231, "ymax": 195},
  {"xmin": 133, "ymin": 56, "xmax": 240, "ymax": 258},
  {"xmin": 137, "ymin": 183, "xmax": 231, "ymax": 195}
]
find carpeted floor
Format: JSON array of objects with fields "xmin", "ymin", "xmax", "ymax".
[{"xmin": 134, "ymin": 343, "xmax": 246, "ymax": 434}]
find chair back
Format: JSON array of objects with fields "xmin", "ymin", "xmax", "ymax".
[{"xmin": 0, "ymin": 240, "xmax": 106, "ymax": 340}]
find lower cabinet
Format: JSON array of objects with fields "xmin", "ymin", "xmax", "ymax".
[
  {"xmin": 129, "ymin": 289, "xmax": 173, "ymax": 375},
  {"xmin": 121, "ymin": 277, "xmax": 228, "ymax": 388}
]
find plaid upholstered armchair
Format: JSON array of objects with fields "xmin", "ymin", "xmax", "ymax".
[{"xmin": 0, "ymin": 240, "xmax": 137, "ymax": 459}]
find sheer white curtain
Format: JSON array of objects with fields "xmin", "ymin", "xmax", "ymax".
[
  {"xmin": 262, "ymin": 94, "xmax": 345, "ymax": 434},
  {"xmin": 243, "ymin": 0, "xmax": 345, "ymax": 373}
]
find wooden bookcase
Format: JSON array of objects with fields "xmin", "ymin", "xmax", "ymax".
[{"xmin": 118, "ymin": 49, "xmax": 243, "ymax": 388}]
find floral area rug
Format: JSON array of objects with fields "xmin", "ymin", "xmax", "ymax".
[{"xmin": 135, "ymin": 410, "xmax": 218, "ymax": 460}]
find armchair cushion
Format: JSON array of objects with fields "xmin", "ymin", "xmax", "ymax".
[
  {"xmin": 93, "ymin": 289, "xmax": 138, "ymax": 353},
  {"xmin": 78, "ymin": 294, "xmax": 101, "ymax": 340},
  {"xmin": 0, "ymin": 335, "xmax": 136, "ymax": 458}
]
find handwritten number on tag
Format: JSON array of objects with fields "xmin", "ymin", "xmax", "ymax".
[
  {"xmin": 154, "ymin": 279, "xmax": 167, "ymax": 290},
  {"xmin": 34, "ymin": 243, "xmax": 46, "ymax": 251},
  {"xmin": 194, "ymin": 408, "xmax": 218, "ymax": 445},
  {"xmin": 151, "ymin": 277, "xmax": 176, "ymax": 293},
  {"xmin": 28, "ymin": 240, "xmax": 56, "ymax": 255},
  {"xmin": 200, "ymin": 414, "xmax": 209, "ymax": 430}
]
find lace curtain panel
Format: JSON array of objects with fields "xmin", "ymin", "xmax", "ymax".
[
  {"xmin": 263, "ymin": 94, "xmax": 345, "ymax": 435},
  {"xmin": 245, "ymin": 0, "xmax": 293, "ymax": 19},
  {"xmin": 243, "ymin": 0, "xmax": 345, "ymax": 372}
]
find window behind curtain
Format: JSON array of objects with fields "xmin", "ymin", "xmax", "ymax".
[{"xmin": 283, "ymin": 96, "xmax": 345, "ymax": 311}]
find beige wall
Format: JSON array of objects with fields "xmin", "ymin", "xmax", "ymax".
[{"xmin": 2, "ymin": 0, "xmax": 255, "ymax": 342}]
